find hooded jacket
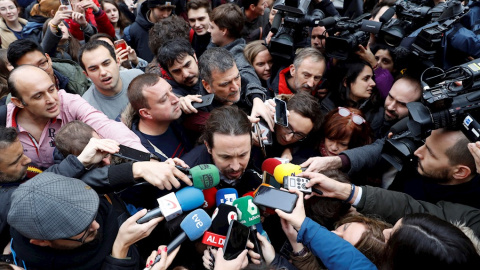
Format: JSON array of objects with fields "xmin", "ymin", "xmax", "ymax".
[{"xmin": 124, "ymin": 1, "xmax": 155, "ymax": 62}]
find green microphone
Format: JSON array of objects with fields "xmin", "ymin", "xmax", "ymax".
[
  {"xmin": 190, "ymin": 164, "xmax": 221, "ymax": 190},
  {"xmin": 233, "ymin": 196, "xmax": 261, "ymax": 227}
]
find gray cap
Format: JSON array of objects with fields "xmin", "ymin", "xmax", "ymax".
[{"xmin": 7, "ymin": 172, "xmax": 99, "ymax": 240}]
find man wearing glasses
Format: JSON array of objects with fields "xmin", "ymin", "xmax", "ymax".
[
  {"xmin": 7, "ymin": 172, "xmax": 162, "ymax": 269},
  {"xmin": 7, "ymin": 39, "xmax": 90, "ymax": 95}
]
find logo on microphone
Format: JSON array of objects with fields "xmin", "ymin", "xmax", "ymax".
[
  {"xmin": 164, "ymin": 199, "xmax": 178, "ymax": 209},
  {"xmin": 202, "ymin": 175, "xmax": 214, "ymax": 188}
]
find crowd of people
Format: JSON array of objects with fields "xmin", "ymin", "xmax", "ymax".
[{"xmin": 0, "ymin": 0, "xmax": 480, "ymax": 269}]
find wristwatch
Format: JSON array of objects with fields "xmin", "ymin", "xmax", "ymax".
[{"xmin": 292, "ymin": 246, "xmax": 308, "ymax": 257}]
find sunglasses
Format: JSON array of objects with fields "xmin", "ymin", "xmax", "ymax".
[{"xmin": 338, "ymin": 107, "xmax": 366, "ymax": 126}]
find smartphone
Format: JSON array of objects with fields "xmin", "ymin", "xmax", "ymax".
[
  {"xmin": 253, "ymin": 185, "xmax": 298, "ymax": 213},
  {"xmin": 223, "ymin": 220, "xmax": 250, "ymax": 260},
  {"xmin": 192, "ymin": 94, "xmax": 214, "ymax": 109},
  {"xmin": 274, "ymin": 98, "xmax": 288, "ymax": 127},
  {"xmin": 59, "ymin": 0, "xmax": 72, "ymax": 10},
  {"xmin": 114, "ymin": 39, "xmax": 127, "ymax": 51},
  {"xmin": 254, "ymin": 123, "xmax": 266, "ymax": 157},
  {"xmin": 113, "ymin": 145, "xmax": 150, "ymax": 162},
  {"xmin": 263, "ymin": 171, "xmax": 281, "ymax": 189},
  {"xmin": 253, "ymin": 118, "xmax": 272, "ymax": 145}
]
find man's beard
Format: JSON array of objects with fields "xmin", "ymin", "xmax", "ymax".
[
  {"xmin": 0, "ymin": 166, "xmax": 27, "ymax": 183},
  {"xmin": 417, "ymin": 161, "xmax": 450, "ymax": 182}
]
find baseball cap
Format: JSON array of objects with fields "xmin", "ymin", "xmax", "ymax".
[
  {"xmin": 147, "ymin": 0, "xmax": 176, "ymax": 8},
  {"xmin": 7, "ymin": 173, "xmax": 100, "ymax": 240}
]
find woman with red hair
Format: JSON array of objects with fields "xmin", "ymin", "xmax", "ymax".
[{"xmin": 319, "ymin": 107, "xmax": 373, "ymax": 156}]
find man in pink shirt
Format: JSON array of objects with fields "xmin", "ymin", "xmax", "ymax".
[{"xmin": 6, "ymin": 65, "xmax": 149, "ymax": 169}]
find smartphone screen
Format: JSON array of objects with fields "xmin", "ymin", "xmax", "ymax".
[
  {"xmin": 253, "ymin": 186, "xmax": 298, "ymax": 213},
  {"xmin": 274, "ymin": 98, "xmax": 288, "ymax": 127},
  {"xmin": 223, "ymin": 220, "xmax": 250, "ymax": 260},
  {"xmin": 263, "ymin": 171, "xmax": 281, "ymax": 189},
  {"xmin": 60, "ymin": 0, "xmax": 72, "ymax": 10},
  {"xmin": 113, "ymin": 145, "xmax": 150, "ymax": 162},
  {"xmin": 257, "ymin": 118, "xmax": 272, "ymax": 145}
]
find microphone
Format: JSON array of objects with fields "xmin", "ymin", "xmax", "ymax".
[
  {"xmin": 201, "ymin": 203, "xmax": 238, "ymax": 248},
  {"xmin": 318, "ymin": 16, "xmax": 339, "ymax": 27},
  {"xmin": 261, "ymin": 158, "xmax": 282, "ymax": 175},
  {"xmin": 379, "ymin": 7, "xmax": 395, "ymax": 23},
  {"xmin": 190, "ymin": 164, "xmax": 221, "ymax": 189},
  {"xmin": 233, "ymin": 196, "xmax": 264, "ymax": 260},
  {"xmin": 146, "ymin": 209, "xmax": 212, "ymax": 269},
  {"xmin": 137, "ymin": 186, "xmax": 204, "ymax": 224},
  {"xmin": 202, "ymin": 187, "xmax": 217, "ymax": 209},
  {"xmin": 273, "ymin": 164, "xmax": 323, "ymax": 195},
  {"xmin": 215, "ymin": 188, "xmax": 238, "ymax": 206},
  {"xmin": 273, "ymin": 163, "xmax": 302, "ymax": 184},
  {"xmin": 270, "ymin": 12, "xmax": 282, "ymax": 34}
]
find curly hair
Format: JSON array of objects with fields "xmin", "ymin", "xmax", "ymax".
[{"xmin": 148, "ymin": 15, "xmax": 190, "ymax": 58}]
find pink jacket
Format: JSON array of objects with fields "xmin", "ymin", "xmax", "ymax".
[{"xmin": 6, "ymin": 90, "xmax": 148, "ymax": 169}]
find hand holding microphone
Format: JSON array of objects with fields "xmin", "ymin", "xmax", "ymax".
[
  {"xmin": 137, "ymin": 186, "xmax": 204, "ymax": 224},
  {"xmin": 145, "ymin": 209, "xmax": 212, "ymax": 270}
]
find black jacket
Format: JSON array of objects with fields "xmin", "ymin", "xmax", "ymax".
[{"xmin": 125, "ymin": 2, "xmax": 155, "ymax": 62}]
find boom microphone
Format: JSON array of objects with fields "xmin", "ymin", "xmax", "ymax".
[
  {"xmin": 146, "ymin": 209, "xmax": 212, "ymax": 269},
  {"xmin": 137, "ymin": 186, "xmax": 204, "ymax": 224}
]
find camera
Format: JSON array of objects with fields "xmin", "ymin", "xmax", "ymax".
[
  {"xmin": 321, "ymin": 13, "xmax": 382, "ymax": 60},
  {"xmin": 269, "ymin": 0, "xmax": 325, "ymax": 60},
  {"xmin": 382, "ymin": 58, "xmax": 480, "ymax": 170}
]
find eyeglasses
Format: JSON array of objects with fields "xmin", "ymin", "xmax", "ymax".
[
  {"xmin": 284, "ymin": 124, "xmax": 307, "ymax": 141},
  {"xmin": 37, "ymin": 58, "xmax": 50, "ymax": 71},
  {"xmin": 338, "ymin": 107, "xmax": 366, "ymax": 126},
  {"xmin": 60, "ymin": 219, "xmax": 95, "ymax": 244},
  {"xmin": 60, "ymin": 227, "xmax": 90, "ymax": 244}
]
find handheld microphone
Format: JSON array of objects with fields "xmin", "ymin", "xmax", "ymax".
[
  {"xmin": 190, "ymin": 164, "xmax": 221, "ymax": 189},
  {"xmin": 137, "ymin": 186, "xmax": 205, "ymax": 224},
  {"xmin": 274, "ymin": 164, "xmax": 323, "ymax": 195},
  {"xmin": 146, "ymin": 209, "xmax": 212, "ymax": 270},
  {"xmin": 202, "ymin": 204, "xmax": 238, "ymax": 248},
  {"xmin": 261, "ymin": 158, "xmax": 282, "ymax": 176},
  {"xmin": 202, "ymin": 187, "xmax": 217, "ymax": 209},
  {"xmin": 273, "ymin": 163, "xmax": 302, "ymax": 184},
  {"xmin": 233, "ymin": 196, "xmax": 264, "ymax": 260},
  {"xmin": 215, "ymin": 188, "xmax": 238, "ymax": 206}
]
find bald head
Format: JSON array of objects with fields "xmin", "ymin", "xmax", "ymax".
[
  {"xmin": 9, "ymin": 66, "xmax": 60, "ymax": 120},
  {"xmin": 8, "ymin": 66, "xmax": 52, "ymax": 101}
]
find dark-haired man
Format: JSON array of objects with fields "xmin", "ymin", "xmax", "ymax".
[
  {"xmin": 79, "ymin": 40, "xmax": 143, "ymax": 119},
  {"xmin": 187, "ymin": 0, "xmax": 211, "ymax": 58},
  {"xmin": 240, "ymin": 0, "xmax": 269, "ymax": 43},
  {"xmin": 125, "ymin": 0, "xmax": 177, "ymax": 62},
  {"xmin": 7, "ymin": 39, "xmax": 90, "ymax": 95},
  {"xmin": 181, "ymin": 106, "xmax": 262, "ymax": 195}
]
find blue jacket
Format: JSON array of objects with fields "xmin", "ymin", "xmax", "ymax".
[{"xmin": 297, "ymin": 217, "xmax": 377, "ymax": 270}]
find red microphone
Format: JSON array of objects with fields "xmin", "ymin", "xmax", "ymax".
[
  {"xmin": 262, "ymin": 158, "xmax": 282, "ymax": 175},
  {"xmin": 202, "ymin": 187, "xmax": 217, "ymax": 209}
]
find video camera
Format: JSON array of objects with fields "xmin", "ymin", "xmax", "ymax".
[
  {"xmin": 269, "ymin": 0, "xmax": 325, "ymax": 60},
  {"xmin": 382, "ymin": 58, "xmax": 480, "ymax": 170},
  {"xmin": 321, "ymin": 13, "xmax": 382, "ymax": 60}
]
